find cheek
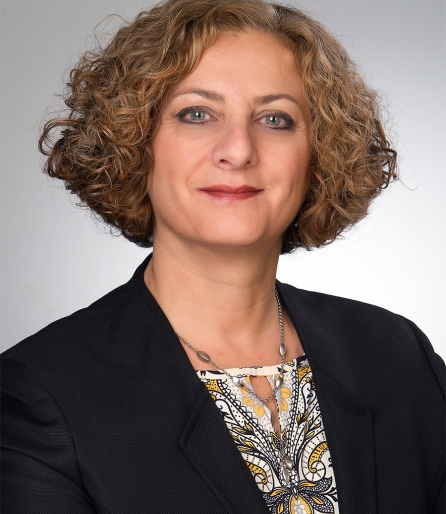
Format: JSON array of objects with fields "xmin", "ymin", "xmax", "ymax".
[
  {"xmin": 270, "ymin": 150, "xmax": 312, "ymax": 227},
  {"xmin": 274, "ymin": 147, "xmax": 312, "ymax": 197},
  {"xmin": 149, "ymin": 127, "xmax": 205, "ymax": 189},
  {"xmin": 147, "ymin": 134, "xmax": 162, "ymax": 197},
  {"xmin": 147, "ymin": 132, "xmax": 178, "ymax": 199},
  {"xmin": 298, "ymin": 163, "xmax": 312, "ymax": 197}
]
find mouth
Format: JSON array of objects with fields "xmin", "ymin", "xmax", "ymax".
[{"xmin": 198, "ymin": 184, "xmax": 263, "ymax": 202}]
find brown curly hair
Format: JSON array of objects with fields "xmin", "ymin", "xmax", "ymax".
[{"xmin": 39, "ymin": 0, "xmax": 397, "ymax": 253}]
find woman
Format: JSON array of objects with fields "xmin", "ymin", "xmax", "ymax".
[{"xmin": 1, "ymin": 0, "xmax": 444, "ymax": 513}]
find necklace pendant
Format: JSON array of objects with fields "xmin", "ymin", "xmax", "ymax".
[
  {"xmin": 232, "ymin": 375, "xmax": 243, "ymax": 387},
  {"xmin": 264, "ymin": 405, "xmax": 275, "ymax": 425},
  {"xmin": 275, "ymin": 375, "xmax": 283, "ymax": 388},
  {"xmin": 282, "ymin": 466, "xmax": 291, "ymax": 484},
  {"xmin": 280, "ymin": 343, "xmax": 286, "ymax": 357},
  {"xmin": 284, "ymin": 454, "xmax": 294, "ymax": 470},
  {"xmin": 197, "ymin": 351, "xmax": 210, "ymax": 363}
]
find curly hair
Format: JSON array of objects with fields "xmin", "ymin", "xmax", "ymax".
[{"xmin": 39, "ymin": 0, "xmax": 397, "ymax": 252}]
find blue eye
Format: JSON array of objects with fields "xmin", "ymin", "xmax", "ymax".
[
  {"xmin": 262, "ymin": 112, "xmax": 294, "ymax": 130},
  {"xmin": 266, "ymin": 115, "xmax": 282, "ymax": 127},
  {"xmin": 176, "ymin": 107, "xmax": 211, "ymax": 124},
  {"xmin": 189, "ymin": 111, "xmax": 207, "ymax": 121}
]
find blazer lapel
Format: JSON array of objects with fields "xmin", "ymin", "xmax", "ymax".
[
  {"xmin": 136, "ymin": 261, "xmax": 269, "ymax": 514},
  {"xmin": 179, "ymin": 386, "xmax": 270, "ymax": 514},
  {"xmin": 277, "ymin": 282, "xmax": 378, "ymax": 514}
]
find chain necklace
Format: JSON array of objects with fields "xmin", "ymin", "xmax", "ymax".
[{"xmin": 175, "ymin": 286, "xmax": 294, "ymax": 484}]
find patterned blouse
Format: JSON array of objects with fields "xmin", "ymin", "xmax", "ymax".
[{"xmin": 196, "ymin": 355, "xmax": 339, "ymax": 514}]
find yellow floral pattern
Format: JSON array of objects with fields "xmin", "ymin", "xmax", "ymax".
[{"xmin": 197, "ymin": 356, "xmax": 339, "ymax": 514}]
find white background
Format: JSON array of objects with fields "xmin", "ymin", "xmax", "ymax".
[{"xmin": 1, "ymin": 0, "xmax": 445, "ymax": 359}]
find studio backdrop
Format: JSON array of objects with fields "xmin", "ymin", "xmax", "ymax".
[{"xmin": 1, "ymin": 0, "xmax": 445, "ymax": 360}]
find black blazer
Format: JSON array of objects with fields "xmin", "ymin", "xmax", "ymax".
[{"xmin": 2, "ymin": 255, "xmax": 444, "ymax": 514}]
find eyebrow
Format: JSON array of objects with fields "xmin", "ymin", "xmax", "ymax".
[
  {"xmin": 171, "ymin": 88, "xmax": 302, "ymax": 109},
  {"xmin": 171, "ymin": 88, "xmax": 225, "ymax": 102},
  {"xmin": 255, "ymin": 94, "xmax": 301, "ymax": 108}
]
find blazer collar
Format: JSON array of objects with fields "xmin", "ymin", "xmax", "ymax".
[{"xmin": 133, "ymin": 256, "xmax": 377, "ymax": 514}]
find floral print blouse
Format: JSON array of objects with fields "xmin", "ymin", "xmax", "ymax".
[{"xmin": 196, "ymin": 355, "xmax": 339, "ymax": 514}]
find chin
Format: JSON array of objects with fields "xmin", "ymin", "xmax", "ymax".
[{"xmin": 193, "ymin": 227, "xmax": 276, "ymax": 251}]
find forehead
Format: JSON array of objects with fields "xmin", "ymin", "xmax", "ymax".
[
  {"xmin": 203, "ymin": 29, "xmax": 295, "ymax": 66},
  {"xmin": 170, "ymin": 29, "xmax": 302, "ymax": 98}
]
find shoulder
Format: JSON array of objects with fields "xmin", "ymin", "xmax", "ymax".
[
  {"xmin": 278, "ymin": 279, "xmax": 430, "ymax": 342},
  {"xmin": 3, "ymin": 273, "xmax": 139, "ymax": 364},
  {"xmin": 279, "ymin": 280, "xmax": 403, "ymax": 324},
  {"xmin": 1, "ymin": 257, "xmax": 160, "ymax": 389},
  {"xmin": 278, "ymin": 280, "xmax": 412, "ymax": 341},
  {"xmin": 277, "ymin": 281, "xmax": 445, "ymax": 398}
]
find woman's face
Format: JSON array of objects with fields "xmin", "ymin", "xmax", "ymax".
[{"xmin": 148, "ymin": 29, "xmax": 312, "ymax": 254}]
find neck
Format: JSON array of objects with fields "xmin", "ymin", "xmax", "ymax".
[{"xmin": 144, "ymin": 234, "xmax": 285, "ymax": 368}]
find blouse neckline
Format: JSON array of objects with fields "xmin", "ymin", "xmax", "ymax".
[{"xmin": 195, "ymin": 353, "xmax": 307, "ymax": 376}]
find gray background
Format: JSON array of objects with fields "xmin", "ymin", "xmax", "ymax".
[{"xmin": 1, "ymin": 0, "xmax": 445, "ymax": 359}]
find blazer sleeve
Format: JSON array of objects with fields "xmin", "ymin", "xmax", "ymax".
[
  {"xmin": 404, "ymin": 317, "xmax": 445, "ymax": 396},
  {"xmin": 404, "ymin": 318, "xmax": 445, "ymax": 514},
  {"xmin": 1, "ymin": 357, "xmax": 97, "ymax": 514}
]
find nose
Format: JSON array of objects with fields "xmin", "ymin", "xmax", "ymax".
[{"xmin": 211, "ymin": 120, "xmax": 258, "ymax": 170}]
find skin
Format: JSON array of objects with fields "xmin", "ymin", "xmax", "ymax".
[{"xmin": 144, "ymin": 29, "xmax": 312, "ymax": 430}]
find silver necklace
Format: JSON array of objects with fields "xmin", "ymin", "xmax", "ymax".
[{"xmin": 175, "ymin": 286, "xmax": 294, "ymax": 484}]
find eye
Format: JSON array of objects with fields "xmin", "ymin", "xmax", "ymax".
[
  {"xmin": 266, "ymin": 115, "xmax": 282, "ymax": 127},
  {"xmin": 176, "ymin": 107, "xmax": 214, "ymax": 124},
  {"xmin": 259, "ymin": 112, "xmax": 295, "ymax": 130}
]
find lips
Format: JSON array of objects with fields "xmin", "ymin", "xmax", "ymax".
[
  {"xmin": 198, "ymin": 184, "xmax": 263, "ymax": 202},
  {"xmin": 199, "ymin": 185, "xmax": 261, "ymax": 193}
]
